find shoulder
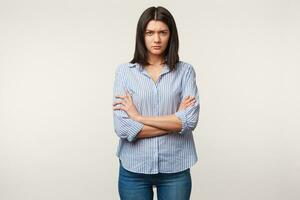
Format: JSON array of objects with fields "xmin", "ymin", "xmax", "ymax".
[
  {"xmin": 176, "ymin": 60, "xmax": 195, "ymax": 73},
  {"xmin": 115, "ymin": 62, "xmax": 136, "ymax": 73}
]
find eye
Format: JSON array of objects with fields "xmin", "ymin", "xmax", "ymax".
[
  {"xmin": 146, "ymin": 31, "xmax": 153, "ymax": 36},
  {"xmin": 160, "ymin": 31, "xmax": 168, "ymax": 35}
]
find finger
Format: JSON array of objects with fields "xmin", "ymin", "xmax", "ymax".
[
  {"xmin": 113, "ymin": 103, "xmax": 126, "ymax": 108},
  {"xmin": 189, "ymin": 99, "xmax": 196, "ymax": 103},
  {"xmin": 112, "ymin": 101, "xmax": 125, "ymax": 106},
  {"xmin": 185, "ymin": 102, "xmax": 194, "ymax": 108},
  {"xmin": 113, "ymin": 105, "xmax": 124, "ymax": 111},
  {"xmin": 126, "ymin": 91, "xmax": 133, "ymax": 101},
  {"xmin": 183, "ymin": 97, "xmax": 194, "ymax": 104},
  {"xmin": 186, "ymin": 97, "xmax": 195, "ymax": 102},
  {"xmin": 188, "ymin": 97, "xmax": 195, "ymax": 102},
  {"xmin": 188, "ymin": 100, "xmax": 196, "ymax": 106},
  {"xmin": 184, "ymin": 99, "xmax": 196, "ymax": 106},
  {"xmin": 115, "ymin": 95, "xmax": 126, "ymax": 99},
  {"xmin": 181, "ymin": 96, "xmax": 189, "ymax": 104}
]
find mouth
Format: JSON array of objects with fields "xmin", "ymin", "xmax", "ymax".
[{"xmin": 153, "ymin": 46, "xmax": 162, "ymax": 49}]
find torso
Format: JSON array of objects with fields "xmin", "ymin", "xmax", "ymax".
[{"xmin": 145, "ymin": 64, "xmax": 164, "ymax": 82}]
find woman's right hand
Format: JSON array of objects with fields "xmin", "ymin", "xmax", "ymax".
[{"xmin": 177, "ymin": 96, "xmax": 196, "ymax": 112}]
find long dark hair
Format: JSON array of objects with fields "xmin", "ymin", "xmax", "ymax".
[{"xmin": 130, "ymin": 6, "xmax": 179, "ymax": 71}]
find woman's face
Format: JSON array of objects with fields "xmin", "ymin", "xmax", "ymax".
[{"xmin": 144, "ymin": 20, "xmax": 170, "ymax": 57}]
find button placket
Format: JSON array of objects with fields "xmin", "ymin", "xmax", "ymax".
[{"xmin": 154, "ymin": 78, "xmax": 161, "ymax": 172}]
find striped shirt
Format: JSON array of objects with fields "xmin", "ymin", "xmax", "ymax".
[{"xmin": 112, "ymin": 61, "xmax": 200, "ymax": 174}]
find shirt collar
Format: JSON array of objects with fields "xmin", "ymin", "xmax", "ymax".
[
  {"xmin": 128, "ymin": 62, "xmax": 137, "ymax": 68},
  {"xmin": 132, "ymin": 63, "xmax": 170, "ymax": 78}
]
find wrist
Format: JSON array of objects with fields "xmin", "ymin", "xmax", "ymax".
[{"xmin": 133, "ymin": 114, "xmax": 143, "ymax": 122}]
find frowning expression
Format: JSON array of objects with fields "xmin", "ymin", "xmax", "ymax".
[{"xmin": 144, "ymin": 20, "xmax": 170, "ymax": 56}]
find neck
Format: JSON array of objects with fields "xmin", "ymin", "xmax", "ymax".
[{"xmin": 147, "ymin": 54, "xmax": 165, "ymax": 66}]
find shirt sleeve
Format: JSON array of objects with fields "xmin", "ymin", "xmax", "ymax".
[
  {"xmin": 174, "ymin": 65, "xmax": 200, "ymax": 135},
  {"xmin": 112, "ymin": 64, "xmax": 144, "ymax": 142}
]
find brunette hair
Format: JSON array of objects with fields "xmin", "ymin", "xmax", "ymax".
[{"xmin": 130, "ymin": 6, "xmax": 179, "ymax": 71}]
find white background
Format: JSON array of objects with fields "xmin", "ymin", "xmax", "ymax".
[{"xmin": 0, "ymin": 0, "xmax": 299, "ymax": 199}]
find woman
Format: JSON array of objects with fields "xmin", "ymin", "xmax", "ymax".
[{"xmin": 112, "ymin": 6, "xmax": 200, "ymax": 200}]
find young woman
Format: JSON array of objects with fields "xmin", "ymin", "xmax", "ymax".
[{"xmin": 112, "ymin": 6, "xmax": 200, "ymax": 200}]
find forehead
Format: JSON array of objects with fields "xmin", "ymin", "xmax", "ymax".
[{"xmin": 145, "ymin": 20, "xmax": 169, "ymax": 31}]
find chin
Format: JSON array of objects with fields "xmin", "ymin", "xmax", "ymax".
[{"xmin": 150, "ymin": 50, "xmax": 164, "ymax": 56}]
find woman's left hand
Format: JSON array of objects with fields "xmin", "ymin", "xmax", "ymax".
[{"xmin": 113, "ymin": 90, "xmax": 141, "ymax": 121}]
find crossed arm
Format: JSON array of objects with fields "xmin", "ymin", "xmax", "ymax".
[
  {"xmin": 113, "ymin": 65, "xmax": 199, "ymax": 142},
  {"xmin": 113, "ymin": 91, "xmax": 196, "ymax": 139}
]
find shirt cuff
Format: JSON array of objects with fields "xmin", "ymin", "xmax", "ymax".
[
  {"xmin": 174, "ymin": 110, "xmax": 188, "ymax": 135},
  {"xmin": 127, "ymin": 121, "xmax": 144, "ymax": 142}
]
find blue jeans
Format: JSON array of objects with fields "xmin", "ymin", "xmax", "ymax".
[{"xmin": 118, "ymin": 159, "xmax": 192, "ymax": 200}]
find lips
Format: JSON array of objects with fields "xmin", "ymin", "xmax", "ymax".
[{"xmin": 153, "ymin": 46, "xmax": 161, "ymax": 48}]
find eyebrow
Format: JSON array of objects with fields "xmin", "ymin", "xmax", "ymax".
[{"xmin": 145, "ymin": 29, "xmax": 169, "ymax": 32}]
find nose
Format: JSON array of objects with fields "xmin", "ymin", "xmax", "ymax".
[{"xmin": 154, "ymin": 33, "xmax": 161, "ymax": 43}]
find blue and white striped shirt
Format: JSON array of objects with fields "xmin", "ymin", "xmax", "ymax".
[{"xmin": 113, "ymin": 61, "xmax": 200, "ymax": 174}]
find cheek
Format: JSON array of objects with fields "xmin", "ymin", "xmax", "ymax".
[
  {"xmin": 162, "ymin": 37, "xmax": 169, "ymax": 45},
  {"xmin": 161, "ymin": 41, "xmax": 169, "ymax": 51},
  {"xmin": 145, "ymin": 37, "xmax": 152, "ymax": 45},
  {"xmin": 144, "ymin": 39, "xmax": 152, "ymax": 50}
]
